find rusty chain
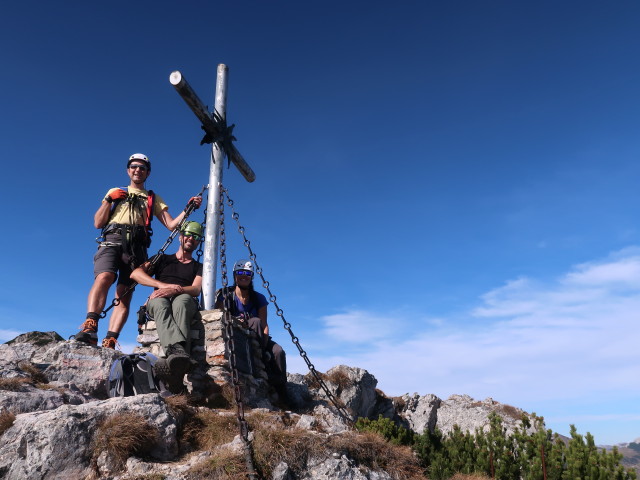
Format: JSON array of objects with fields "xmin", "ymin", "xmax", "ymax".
[
  {"xmin": 221, "ymin": 185, "xmax": 353, "ymax": 426},
  {"xmin": 217, "ymin": 186, "xmax": 260, "ymax": 479}
]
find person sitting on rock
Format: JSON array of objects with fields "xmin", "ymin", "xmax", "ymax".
[
  {"xmin": 214, "ymin": 259, "xmax": 287, "ymax": 403},
  {"xmin": 130, "ymin": 221, "xmax": 204, "ymax": 393}
]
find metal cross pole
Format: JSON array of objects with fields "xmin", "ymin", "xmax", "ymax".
[{"xmin": 170, "ymin": 65, "xmax": 256, "ymax": 309}]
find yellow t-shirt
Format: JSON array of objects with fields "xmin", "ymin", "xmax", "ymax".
[{"xmin": 106, "ymin": 186, "xmax": 168, "ymax": 226}]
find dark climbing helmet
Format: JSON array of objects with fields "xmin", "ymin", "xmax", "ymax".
[
  {"xmin": 127, "ymin": 153, "xmax": 151, "ymax": 171},
  {"xmin": 180, "ymin": 221, "xmax": 204, "ymax": 239}
]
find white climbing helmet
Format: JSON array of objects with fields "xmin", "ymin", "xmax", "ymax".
[
  {"xmin": 233, "ymin": 259, "xmax": 254, "ymax": 274},
  {"xmin": 127, "ymin": 153, "xmax": 151, "ymax": 171}
]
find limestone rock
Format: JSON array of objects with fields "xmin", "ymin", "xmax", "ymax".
[
  {"xmin": 0, "ymin": 394, "xmax": 178, "ymax": 480},
  {"xmin": 301, "ymin": 455, "xmax": 393, "ymax": 479},
  {"xmin": 324, "ymin": 365, "xmax": 379, "ymax": 421},
  {"xmin": 39, "ymin": 342, "xmax": 120, "ymax": 399},
  {"xmin": 399, "ymin": 393, "xmax": 441, "ymax": 434},
  {"xmin": 0, "ymin": 329, "xmax": 549, "ymax": 479},
  {"xmin": 0, "ymin": 385, "xmax": 85, "ymax": 414},
  {"xmin": 436, "ymin": 394, "xmax": 533, "ymax": 436}
]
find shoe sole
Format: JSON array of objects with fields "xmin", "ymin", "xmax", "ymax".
[
  {"xmin": 167, "ymin": 354, "xmax": 191, "ymax": 377},
  {"xmin": 72, "ymin": 333, "xmax": 98, "ymax": 346}
]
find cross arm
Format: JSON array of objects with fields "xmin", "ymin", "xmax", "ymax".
[{"xmin": 170, "ymin": 70, "xmax": 256, "ymax": 183}]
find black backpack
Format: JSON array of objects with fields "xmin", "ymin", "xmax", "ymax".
[{"xmin": 108, "ymin": 352, "xmax": 165, "ymax": 397}]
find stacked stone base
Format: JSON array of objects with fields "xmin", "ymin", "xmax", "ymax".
[{"xmin": 135, "ymin": 308, "xmax": 275, "ymax": 407}]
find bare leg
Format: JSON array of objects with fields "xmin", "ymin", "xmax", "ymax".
[
  {"xmin": 87, "ymin": 272, "xmax": 116, "ymax": 313},
  {"xmin": 106, "ymin": 283, "xmax": 134, "ymax": 334}
]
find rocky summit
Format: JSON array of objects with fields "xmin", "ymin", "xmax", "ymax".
[{"xmin": 0, "ymin": 331, "xmax": 539, "ymax": 479}]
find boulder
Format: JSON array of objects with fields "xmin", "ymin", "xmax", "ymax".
[
  {"xmin": 399, "ymin": 393, "xmax": 441, "ymax": 434},
  {"xmin": 0, "ymin": 394, "xmax": 178, "ymax": 480}
]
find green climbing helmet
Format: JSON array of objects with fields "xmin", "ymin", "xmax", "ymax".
[{"xmin": 180, "ymin": 221, "xmax": 204, "ymax": 239}]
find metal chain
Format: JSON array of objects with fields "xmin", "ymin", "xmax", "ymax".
[
  {"xmin": 218, "ymin": 185, "xmax": 259, "ymax": 479},
  {"xmin": 196, "ymin": 188, "xmax": 207, "ymax": 264},
  {"xmin": 99, "ymin": 186, "xmax": 208, "ymax": 318},
  {"xmin": 221, "ymin": 186, "xmax": 353, "ymax": 425}
]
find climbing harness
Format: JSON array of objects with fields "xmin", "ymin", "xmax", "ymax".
[
  {"xmin": 96, "ymin": 188, "xmax": 155, "ymax": 249},
  {"xmin": 99, "ymin": 185, "xmax": 208, "ymax": 320},
  {"xmin": 220, "ymin": 185, "xmax": 354, "ymax": 426}
]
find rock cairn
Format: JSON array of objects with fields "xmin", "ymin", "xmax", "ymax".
[{"xmin": 134, "ymin": 309, "xmax": 274, "ymax": 407}]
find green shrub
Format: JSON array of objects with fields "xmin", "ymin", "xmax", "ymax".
[{"xmin": 355, "ymin": 415, "xmax": 414, "ymax": 446}]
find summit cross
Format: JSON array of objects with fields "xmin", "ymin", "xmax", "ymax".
[{"xmin": 170, "ymin": 64, "xmax": 256, "ymax": 309}]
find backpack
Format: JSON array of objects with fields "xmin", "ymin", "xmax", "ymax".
[{"xmin": 108, "ymin": 352, "xmax": 165, "ymax": 397}]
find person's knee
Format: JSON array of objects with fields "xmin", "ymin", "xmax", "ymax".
[
  {"xmin": 247, "ymin": 317, "xmax": 262, "ymax": 335},
  {"xmin": 271, "ymin": 344, "xmax": 286, "ymax": 371},
  {"xmin": 94, "ymin": 272, "xmax": 116, "ymax": 288},
  {"xmin": 172, "ymin": 294, "xmax": 197, "ymax": 312},
  {"xmin": 148, "ymin": 298, "xmax": 171, "ymax": 315}
]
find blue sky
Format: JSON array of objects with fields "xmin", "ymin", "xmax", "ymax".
[{"xmin": 1, "ymin": 1, "xmax": 639, "ymax": 446}]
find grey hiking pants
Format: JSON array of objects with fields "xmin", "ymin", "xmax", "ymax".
[{"xmin": 147, "ymin": 294, "xmax": 198, "ymax": 353}]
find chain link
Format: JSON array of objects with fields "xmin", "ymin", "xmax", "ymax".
[
  {"xmin": 221, "ymin": 185, "xmax": 353, "ymax": 426},
  {"xmin": 99, "ymin": 186, "xmax": 208, "ymax": 319},
  {"xmin": 217, "ymin": 185, "xmax": 259, "ymax": 479}
]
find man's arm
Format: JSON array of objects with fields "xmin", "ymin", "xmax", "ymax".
[
  {"xmin": 95, "ymin": 188, "xmax": 128, "ymax": 229},
  {"xmin": 130, "ymin": 261, "xmax": 165, "ymax": 289},
  {"xmin": 157, "ymin": 208, "xmax": 185, "ymax": 231},
  {"xmin": 157, "ymin": 197, "xmax": 202, "ymax": 231},
  {"xmin": 181, "ymin": 275, "xmax": 202, "ymax": 298},
  {"xmin": 94, "ymin": 201, "xmax": 112, "ymax": 229}
]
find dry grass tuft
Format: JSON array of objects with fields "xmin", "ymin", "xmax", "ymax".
[
  {"xmin": 449, "ymin": 474, "xmax": 491, "ymax": 480},
  {"xmin": 392, "ymin": 396, "xmax": 407, "ymax": 411},
  {"xmin": 498, "ymin": 403, "xmax": 521, "ymax": 420},
  {"xmin": 92, "ymin": 412, "xmax": 159, "ymax": 471},
  {"xmin": 325, "ymin": 368, "xmax": 351, "ymax": 392},
  {"xmin": 122, "ymin": 474, "xmax": 167, "ymax": 480},
  {"xmin": 0, "ymin": 411, "xmax": 16, "ymax": 436},
  {"xmin": 181, "ymin": 410, "xmax": 238, "ymax": 451},
  {"xmin": 0, "ymin": 377, "xmax": 30, "ymax": 391},
  {"xmin": 252, "ymin": 426, "xmax": 327, "ymax": 477},
  {"xmin": 303, "ymin": 371, "xmax": 326, "ymax": 390},
  {"xmin": 332, "ymin": 431, "xmax": 424, "ymax": 479},
  {"xmin": 185, "ymin": 448, "xmax": 247, "ymax": 480},
  {"xmin": 18, "ymin": 361, "xmax": 48, "ymax": 384},
  {"xmin": 251, "ymin": 425, "xmax": 424, "ymax": 479},
  {"xmin": 217, "ymin": 383, "xmax": 235, "ymax": 408},
  {"xmin": 164, "ymin": 394, "xmax": 192, "ymax": 418}
]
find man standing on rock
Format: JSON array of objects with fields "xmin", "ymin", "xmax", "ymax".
[
  {"xmin": 74, "ymin": 153, "xmax": 201, "ymax": 348},
  {"xmin": 130, "ymin": 221, "xmax": 204, "ymax": 393}
]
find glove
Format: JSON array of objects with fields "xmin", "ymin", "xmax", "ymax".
[{"xmin": 104, "ymin": 188, "xmax": 127, "ymax": 203}]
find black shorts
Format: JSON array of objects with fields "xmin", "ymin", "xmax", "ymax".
[{"xmin": 93, "ymin": 233, "xmax": 147, "ymax": 286}]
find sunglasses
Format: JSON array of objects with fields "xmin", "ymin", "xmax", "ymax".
[
  {"xmin": 235, "ymin": 270, "xmax": 253, "ymax": 276},
  {"xmin": 129, "ymin": 164, "xmax": 148, "ymax": 171},
  {"xmin": 183, "ymin": 233, "xmax": 202, "ymax": 241}
]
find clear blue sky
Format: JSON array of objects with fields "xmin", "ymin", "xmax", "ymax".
[{"xmin": 1, "ymin": 1, "xmax": 639, "ymax": 446}]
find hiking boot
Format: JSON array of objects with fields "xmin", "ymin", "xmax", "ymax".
[
  {"xmin": 154, "ymin": 355, "xmax": 187, "ymax": 395},
  {"xmin": 74, "ymin": 319, "xmax": 99, "ymax": 346},
  {"xmin": 165, "ymin": 343, "xmax": 192, "ymax": 376},
  {"xmin": 101, "ymin": 337, "xmax": 119, "ymax": 350}
]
